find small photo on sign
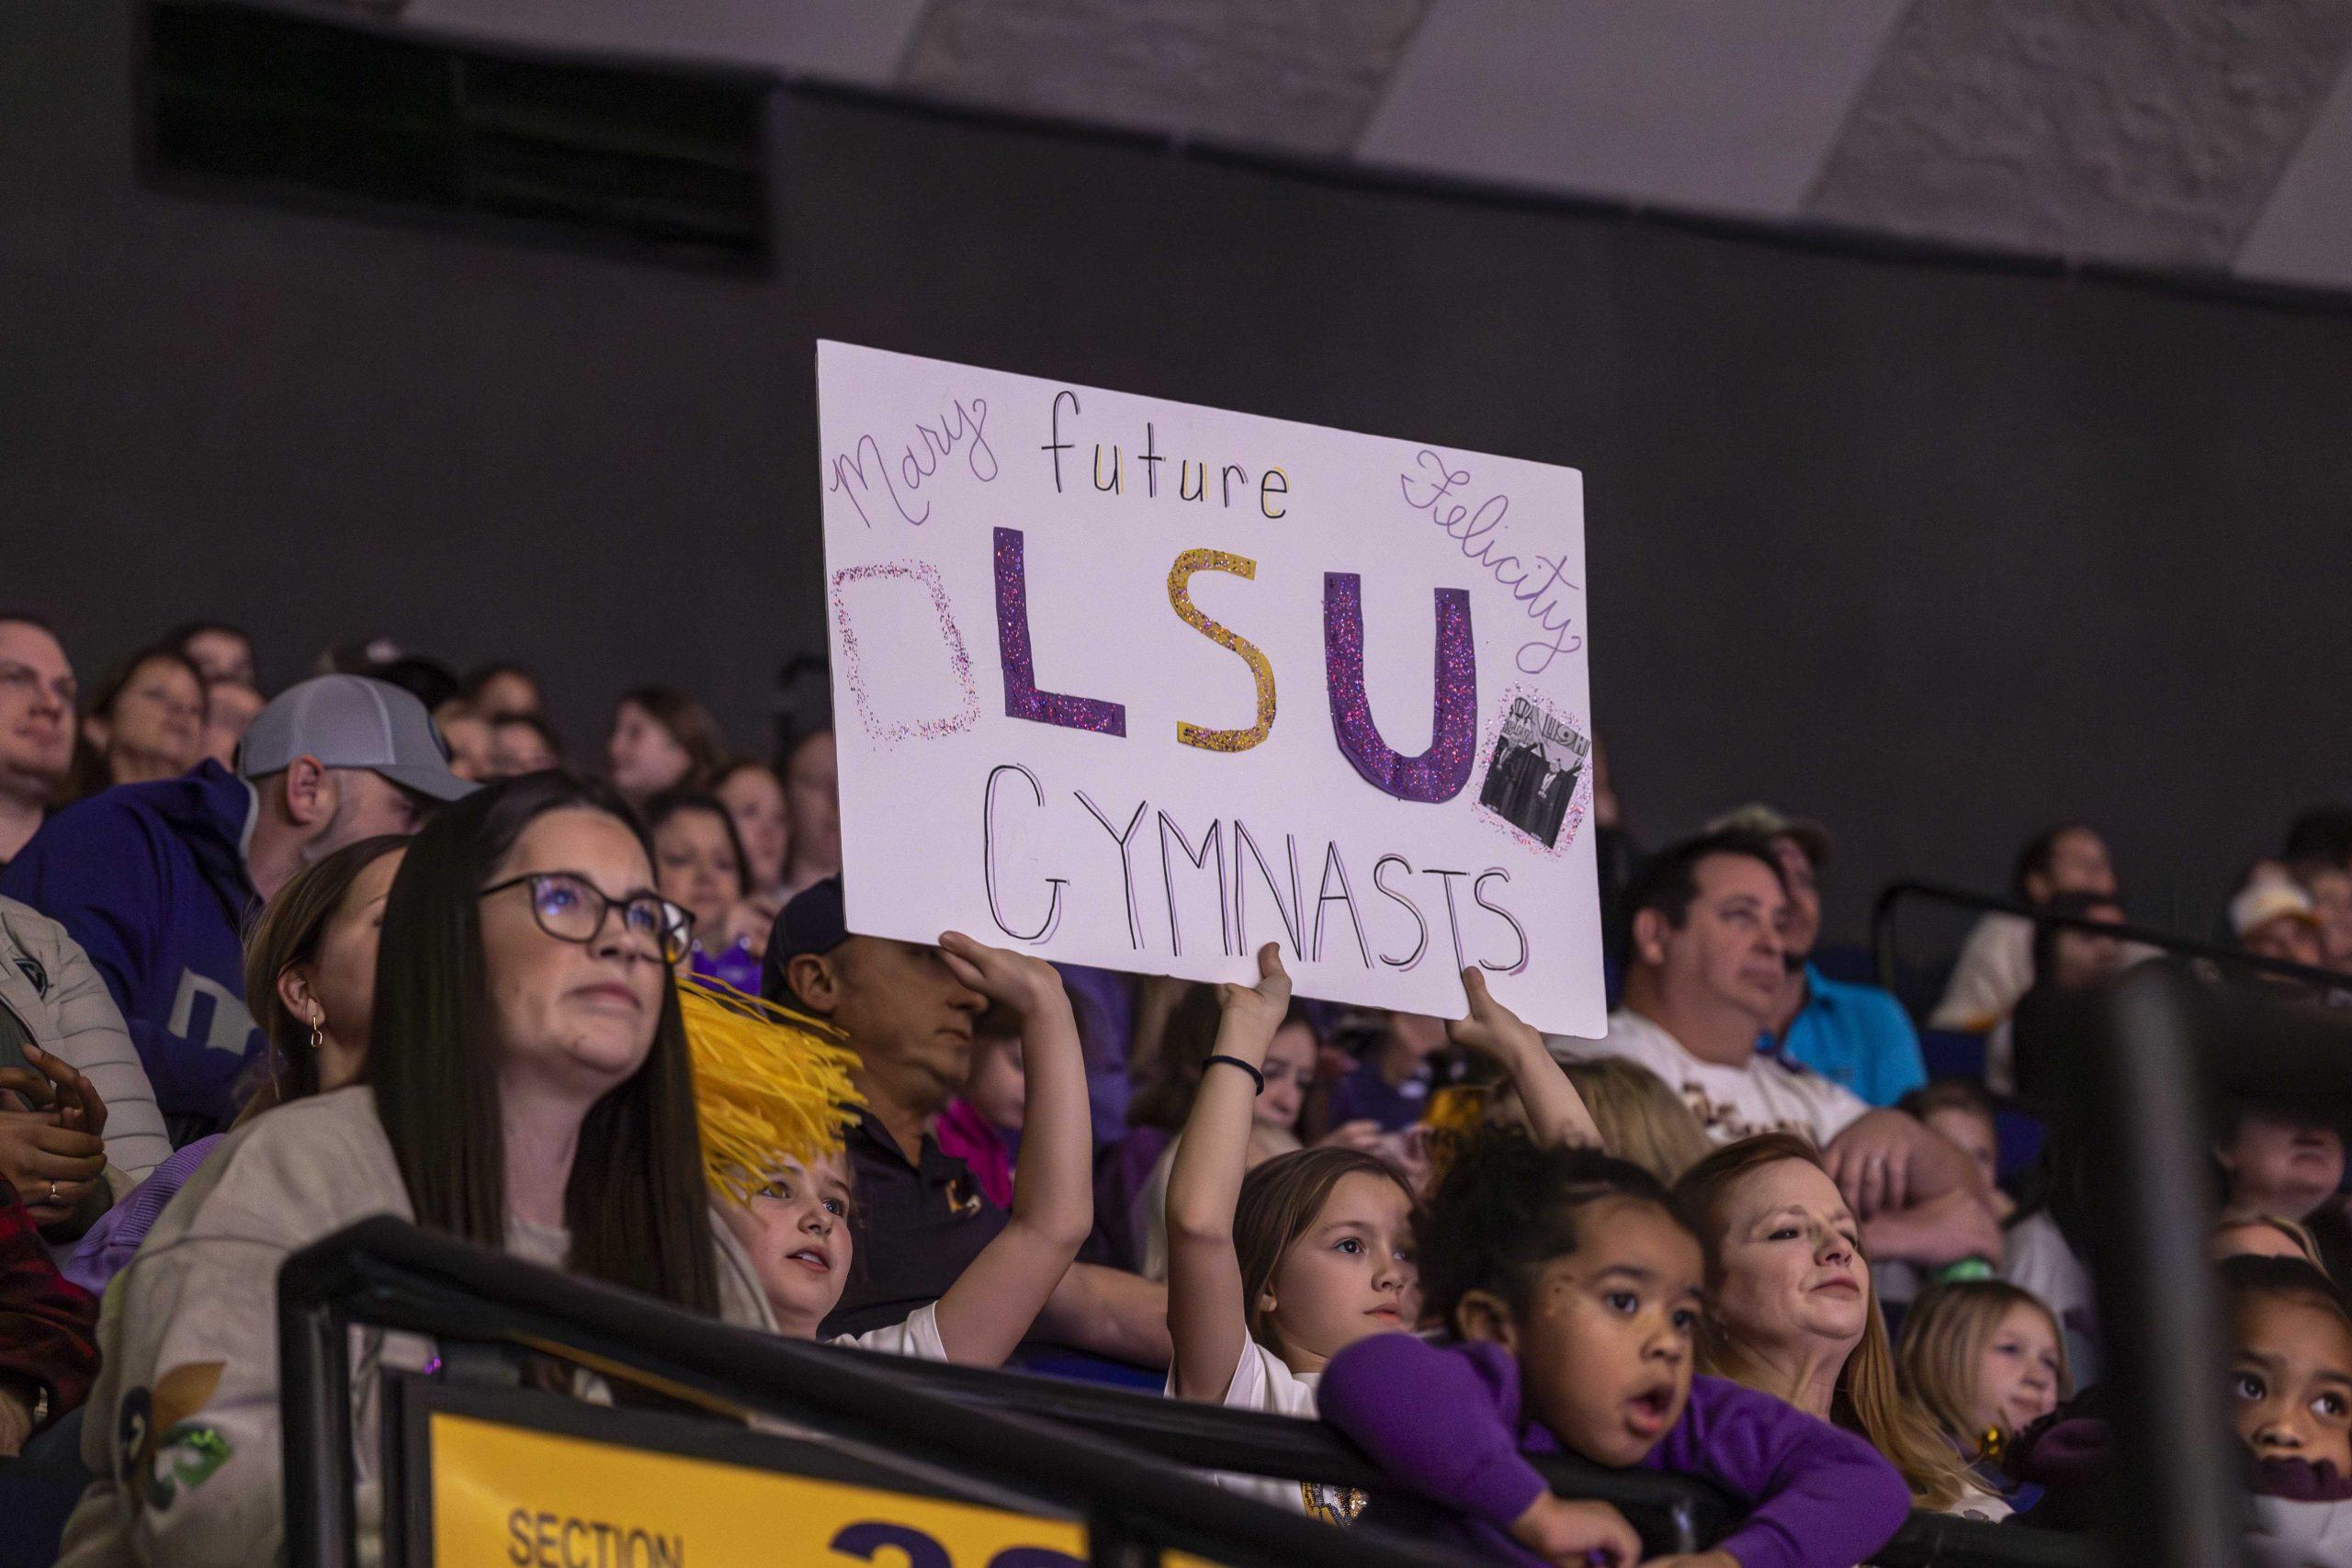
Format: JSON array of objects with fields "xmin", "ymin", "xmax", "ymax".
[{"xmin": 1477, "ymin": 695, "xmax": 1589, "ymax": 850}]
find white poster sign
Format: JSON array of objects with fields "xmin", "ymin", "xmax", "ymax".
[{"xmin": 817, "ymin": 342, "xmax": 1603, "ymax": 1034}]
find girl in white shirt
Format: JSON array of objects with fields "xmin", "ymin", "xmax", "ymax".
[
  {"xmin": 1162, "ymin": 948, "xmax": 1598, "ymax": 1516},
  {"xmin": 700, "ymin": 932, "xmax": 1095, "ymax": 1367}
]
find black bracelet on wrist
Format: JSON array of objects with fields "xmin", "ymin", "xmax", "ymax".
[{"xmin": 1204, "ymin": 1054, "xmax": 1266, "ymax": 1095}]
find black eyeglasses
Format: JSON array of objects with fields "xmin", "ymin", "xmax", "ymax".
[{"xmin": 479, "ymin": 872, "xmax": 695, "ymax": 964}]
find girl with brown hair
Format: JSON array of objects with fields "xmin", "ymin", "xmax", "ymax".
[
  {"xmin": 604, "ymin": 685, "xmax": 726, "ymax": 806},
  {"xmin": 61, "ymin": 837, "xmax": 409, "ymax": 1297},
  {"xmin": 1163, "ymin": 946, "xmax": 1417, "ymax": 1517},
  {"xmin": 243, "ymin": 834, "xmax": 410, "ymax": 1104},
  {"xmin": 1672, "ymin": 1132, "xmax": 1982, "ymax": 1513}
]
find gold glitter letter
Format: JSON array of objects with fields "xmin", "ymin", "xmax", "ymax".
[{"xmin": 1167, "ymin": 548, "xmax": 1277, "ymax": 752}]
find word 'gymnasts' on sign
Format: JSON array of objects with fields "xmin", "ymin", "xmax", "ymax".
[{"xmin": 980, "ymin": 761, "xmax": 1530, "ymax": 974}]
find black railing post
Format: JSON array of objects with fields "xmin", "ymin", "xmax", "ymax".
[
  {"xmin": 1087, "ymin": 1508, "xmax": 1161, "ymax": 1568},
  {"xmin": 278, "ymin": 1291, "xmax": 357, "ymax": 1568},
  {"xmin": 2073, "ymin": 963, "xmax": 2240, "ymax": 1568}
]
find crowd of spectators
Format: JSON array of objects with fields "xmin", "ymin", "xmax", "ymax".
[{"xmin": 0, "ymin": 607, "xmax": 2346, "ymax": 1566}]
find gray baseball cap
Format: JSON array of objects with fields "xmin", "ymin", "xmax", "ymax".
[{"xmin": 235, "ymin": 674, "xmax": 477, "ymax": 802}]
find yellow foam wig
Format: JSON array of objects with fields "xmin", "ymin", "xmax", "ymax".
[{"xmin": 677, "ymin": 972, "xmax": 863, "ymax": 1205}]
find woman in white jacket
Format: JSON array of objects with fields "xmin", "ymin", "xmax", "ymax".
[
  {"xmin": 0, "ymin": 896, "xmax": 171, "ymax": 1198},
  {"xmin": 56, "ymin": 773, "xmax": 778, "ymax": 1568}
]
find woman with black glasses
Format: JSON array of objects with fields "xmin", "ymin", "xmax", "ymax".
[{"xmin": 54, "ymin": 773, "xmax": 776, "ymax": 1568}]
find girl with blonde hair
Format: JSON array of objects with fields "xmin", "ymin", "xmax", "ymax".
[
  {"xmin": 1560, "ymin": 1056, "xmax": 1712, "ymax": 1185},
  {"xmin": 1896, "ymin": 1280, "xmax": 2069, "ymax": 1475}
]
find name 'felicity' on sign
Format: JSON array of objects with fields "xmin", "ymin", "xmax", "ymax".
[{"xmin": 817, "ymin": 342, "xmax": 1603, "ymax": 1035}]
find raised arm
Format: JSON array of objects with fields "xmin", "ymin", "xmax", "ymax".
[
  {"xmin": 1164, "ymin": 943, "xmax": 1289, "ymax": 1402},
  {"xmin": 1037, "ymin": 1260, "xmax": 1171, "ymax": 1369},
  {"xmin": 926, "ymin": 932, "xmax": 1093, "ymax": 1367},
  {"xmin": 1448, "ymin": 969, "xmax": 1600, "ymax": 1150}
]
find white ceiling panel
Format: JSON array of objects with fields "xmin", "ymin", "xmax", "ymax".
[
  {"xmin": 396, "ymin": 0, "xmax": 927, "ymax": 84},
  {"xmin": 1805, "ymin": 0, "xmax": 2352, "ymax": 271},
  {"xmin": 1358, "ymin": 0, "xmax": 1907, "ymax": 219},
  {"xmin": 895, "ymin": 0, "xmax": 1428, "ymax": 154},
  {"xmin": 2236, "ymin": 62, "xmax": 2352, "ymax": 290}
]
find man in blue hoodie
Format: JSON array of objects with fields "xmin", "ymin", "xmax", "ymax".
[{"xmin": 0, "ymin": 674, "xmax": 473, "ymax": 1142}]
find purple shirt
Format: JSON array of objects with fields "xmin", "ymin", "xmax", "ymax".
[
  {"xmin": 64, "ymin": 1134, "xmax": 221, "ymax": 1294},
  {"xmin": 1319, "ymin": 1336, "xmax": 1910, "ymax": 1568}
]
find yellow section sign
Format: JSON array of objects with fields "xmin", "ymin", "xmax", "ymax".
[{"xmin": 429, "ymin": 1410, "xmax": 1091, "ymax": 1568}]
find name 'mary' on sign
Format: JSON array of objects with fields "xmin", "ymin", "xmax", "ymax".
[{"xmin": 817, "ymin": 342, "xmax": 1603, "ymax": 1035}]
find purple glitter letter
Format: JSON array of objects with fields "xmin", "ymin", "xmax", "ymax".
[
  {"xmin": 994, "ymin": 527, "xmax": 1125, "ymax": 737},
  {"xmin": 1323, "ymin": 572, "xmax": 1476, "ymax": 804}
]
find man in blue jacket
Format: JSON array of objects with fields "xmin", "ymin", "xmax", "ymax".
[{"xmin": 0, "ymin": 674, "xmax": 472, "ymax": 1142}]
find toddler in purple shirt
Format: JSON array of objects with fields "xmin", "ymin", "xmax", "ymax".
[{"xmin": 1319, "ymin": 1133, "xmax": 1909, "ymax": 1568}]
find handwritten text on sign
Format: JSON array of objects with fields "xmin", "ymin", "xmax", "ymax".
[{"xmin": 818, "ymin": 343, "xmax": 1602, "ymax": 1034}]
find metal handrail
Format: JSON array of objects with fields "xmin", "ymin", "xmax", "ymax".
[
  {"xmin": 1870, "ymin": 880, "xmax": 2346, "ymax": 1003},
  {"xmin": 279, "ymin": 1217, "xmax": 2085, "ymax": 1568},
  {"xmin": 277, "ymin": 1217, "xmax": 1488, "ymax": 1568}
]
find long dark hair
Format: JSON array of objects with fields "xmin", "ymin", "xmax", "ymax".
[{"xmin": 367, "ymin": 772, "xmax": 720, "ymax": 1315}]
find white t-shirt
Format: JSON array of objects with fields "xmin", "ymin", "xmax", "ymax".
[
  {"xmin": 1931, "ymin": 913, "xmax": 2035, "ymax": 1034},
  {"xmin": 828, "ymin": 1302, "xmax": 949, "ymax": 1363},
  {"xmin": 1170, "ymin": 1338, "xmax": 1363, "ymax": 1523},
  {"xmin": 1548, "ymin": 1010, "xmax": 1871, "ymax": 1148}
]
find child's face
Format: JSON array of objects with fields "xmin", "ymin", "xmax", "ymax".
[
  {"xmin": 1923, "ymin": 1108, "xmax": 1998, "ymax": 1192},
  {"xmin": 1257, "ymin": 1022, "xmax": 1316, "ymax": 1134},
  {"xmin": 1262, "ymin": 1171, "xmax": 1417, "ymax": 1371},
  {"xmin": 2222, "ymin": 1113, "xmax": 2345, "ymax": 1223},
  {"xmin": 714, "ymin": 1150, "xmax": 855, "ymax": 1337},
  {"xmin": 1510, "ymin": 1198, "xmax": 1703, "ymax": 1468},
  {"xmin": 2233, "ymin": 1293, "xmax": 2352, "ymax": 1475},
  {"xmin": 1971, "ymin": 1303, "xmax": 2064, "ymax": 1440}
]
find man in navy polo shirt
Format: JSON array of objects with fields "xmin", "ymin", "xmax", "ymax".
[
  {"xmin": 0, "ymin": 674, "xmax": 472, "ymax": 1141},
  {"xmin": 767, "ymin": 878, "xmax": 1169, "ymax": 1365},
  {"xmin": 1711, "ymin": 804, "xmax": 1927, "ymax": 1107}
]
